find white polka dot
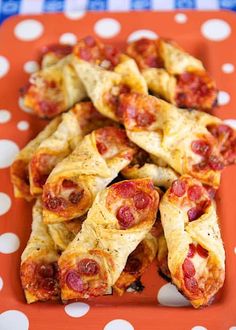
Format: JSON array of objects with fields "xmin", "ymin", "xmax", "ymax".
[
  {"xmin": 59, "ymin": 33, "xmax": 77, "ymax": 45},
  {"xmin": 17, "ymin": 121, "xmax": 29, "ymax": 131},
  {"xmin": 14, "ymin": 19, "xmax": 44, "ymax": 41},
  {"xmin": 23, "ymin": 61, "xmax": 39, "ymax": 74},
  {"xmin": 0, "ymin": 56, "xmax": 10, "ymax": 78},
  {"xmin": 65, "ymin": 11, "xmax": 85, "ymax": 20},
  {"xmin": 0, "ymin": 277, "xmax": 3, "ymax": 290},
  {"xmin": 222, "ymin": 63, "xmax": 234, "ymax": 74},
  {"xmin": 157, "ymin": 283, "xmax": 190, "ymax": 307},
  {"xmin": 191, "ymin": 327, "xmax": 207, "ymax": 330},
  {"xmin": 18, "ymin": 97, "xmax": 33, "ymax": 114},
  {"xmin": 127, "ymin": 29, "xmax": 158, "ymax": 43},
  {"xmin": 0, "ymin": 140, "xmax": 19, "ymax": 169},
  {"xmin": 218, "ymin": 91, "xmax": 230, "ymax": 106},
  {"xmin": 234, "ymin": 247, "xmax": 236, "ymax": 254},
  {"xmin": 175, "ymin": 13, "xmax": 187, "ymax": 24},
  {"xmin": 94, "ymin": 18, "xmax": 121, "ymax": 38},
  {"xmin": 201, "ymin": 19, "xmax": 231, "ymax": 41},
  {"xmin": 223, "ymin": 119, "xmax": 236, "ymax": 129},
  {"xmin": 0, "ymin": 310, "xmax": 29, "ymax": 330},
  {"xmin": 64, "ymin": 302, "xmax": 90, "ymax": 318},
  {"xmin": 229, "ymin": 327, "xmax": 236, "ymax": 330},
  {"xmin": 104, "ymin": 319, "xmax": 134, "ymax": 330},
  {"xmin": 0, "ymin": 233, "xmax": 20, "ymax": 254},
  {"xmin": 0, "ymin": 110, "xmax": 11, "ymax": 123},
  {"xmin": 0, "ymin": 193, "xmax": 11, "ymax": 216}
]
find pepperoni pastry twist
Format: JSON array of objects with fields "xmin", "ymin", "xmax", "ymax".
[
  {"xmin": 20, "ymin": 199, "xmax": 60, "ymax": 303},
  {"xmin": 121, "ymin": 92, "xmax": 231, "ymax": 188},
  {"xmin": 42, "ymin": 127, "xmax": 135, "ymax": 224},
  {"xmin": 73, "ymin": 54, "xmax": 148, "ymax": 122},
  {"xmin": 40, "ymin": 44, "xmax": 73, "ymax": 69},
  {"xmin": 11, "ymin": 116, "xmax": 61, "ymax": 201},
  {"xmin": 159, "ymin": 175, "xmax": 225, "ymax": 308},
  {"xmin": 126, "ymin": 38, "xmax": 217, "ymax": 111},
  {"xmin": 58, "ymin": 178, "xmax": 159, "ymax": 300},
  {"xmin": 23, "ymin": 54, "xmax": 87, "ymax": 118},
  {"xmin": 29, "ymin": 102, "xmax": 113, "ymax": 196}
]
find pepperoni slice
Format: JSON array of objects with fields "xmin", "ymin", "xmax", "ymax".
[
  {"xmin": 124, "ymin": 257, "xmax": 142, "ymax": 274},
  {"xmin": 134, "ymin": 191, "xmax": 150, "ymax": 210},
  {"xmin": 114, "ymin": 181, "xmax": 136, "ymax": 198},
  {"xmin": 37, "ymin": 264, "xmax": 54, "ymax": 278},
  {"xmin": 208, "ymin": 124, "xmax": 233, "ymax": 139},
  {"xmin": 79, "ymin": 48, "xmax": 92, "ymax": 61},
  {"xmin": 117, "ymin": 206, "xmax": 135, "ymax": 229},
  {"xmin": 203, "ymin": 185, "xmax": 216, "ymax": 199},
  {"xmin": 69, "ymin": 190, "xmax": 84, "ymax": 204},
  {"xmin": 187, "ymin": 206, "xmax": 203, "ymax": 222},
  {"xmin": 44, "ymin": 194, "xmax": 66, "ymax": 211},
  {"xmin": 184, "ymin": 276, "xmax": 198, "ymax": 294},
  {"xmin": 191, "ymin": 140, "xmax": 211, "ymax": 157},
  {"xmin": 187, "ymin": 244, "xmax": 196, "ymax": 258},
  {"xmin": 40, "ymin": 278, "xmax": 56, "ymax": 291},
  {"xmin": 62, "ymin": 179, "xmax": 78, "ymax": 189},
  {"xmin": 187, "ymin": 185, "xmax": 202, "ymax": 201},
  {"xmin": 84, "ymin": 36, "xmax": 96, "ymax": 47},
  {"xmin": 170, "ymin": 180, "xmax": 186, "ymax": 197},
  {"xmin": 135, "ymin": 38, "xmax": 153, "ymax": 52},
  {"xmin": 208, "ymin": 155, "xmax": 224, "ymax": 171},
  {"xmin": 66, "ymin": 270, "xmax": 84, "ymax": 292},
  {"xmin": 96, "ymin": 141, "xmax": 108, "ymax": 155},
  {"xmin": 182, "ymin": 258, "xmax": 196, "ymax": 278},
  {"xmin": 40, "ymin": 44, "xmax": 73, "ymax": 58},
  {"xmin": 136, "ymin": 111, "xmax": 155, "ymax": 127},
  {"xmin": 77, "ymin": 259, "xmax": 100, "ymax": 276},
  {"xmin": 196, "ymin": 244, "xmax": 209, "ymax": 258}
]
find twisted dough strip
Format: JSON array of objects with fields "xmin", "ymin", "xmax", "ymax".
[
  {"xmin": 159, "ymin": 175, "xmax": 225, "ymax": 308},
  {"xmin": 58, "ymin": 178, "xmax": 159, "ymax": 300}
]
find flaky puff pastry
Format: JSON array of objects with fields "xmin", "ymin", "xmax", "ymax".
[
  {"xmin": 11, "ymin": 116, "xmax": 61, "ymax": 201},
  {"xmin": 20, "ymin": 199, "xmax": 60, "ymax": 303},
  {"xmin": 73, "ymin": 54, "xmax": 147, "ymax": 122},
  {"xmin": 126, "ymin": 38, "xmax": 217, "ymax": 111},
  {"xmin": 23, "ymin": 54, "xmax": 87, "ymax": 118},
  {"xmin": 58, "ymin": 178, "xmax": 159, "ymax": 300},
  {"xmin": 121, "ymin": 93, "xmax": 232, "ymax": 188},
  {"xmin": 42, "ymin": 127, "xmax": 135, "ymax": 224},
  {"xmin": 159, "ymin": 175, "xmax": 225, "ymax": 308},
  {"xmin": 29, "ymin": 102, "xmax": 113, "ymax": 196}
]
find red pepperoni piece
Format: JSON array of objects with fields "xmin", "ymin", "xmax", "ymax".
[
  {"xmin": 184, "ymin": 276, "xmax": 198, "ymax": 294},
  {"xmin": 203, "ymin": 185, "xmax": 216, "ymax": 199},
  {"xmin": 62, "ymin": 179, "xmax": 78, "ymax": 189},
  {"xmin": 135, "ymin": 38, "xmax": 152, "ymax": 52},
  {"xmin": 196, "ymin": 244, "xmax": 209, "ymax": 258},
  {"xmin": 120, "ymin": 84, "xmax": 131, "ymax": 94},
  {"xmin": 84, "ymin": 36, "xmax": 96, "ymax": 47},
  {"xmin": 187, "ymin": 185, "xmax": 202, "ymax": 201},
  {"xmin": 170, "ymin": 180, "xmax": 186, "ymax": 197},
  {"xmin": 39, "ymin": 100, "xmax": 58, "ymax": 116},
  {"xmin": 66, "ymin": 271, "xmax": 83, "ymax": 292},
  {"xmin": 182, "ymin": 258, "xmax": 196, "ymax": 278},
  {"xmin": 40, "ymin": 278, "xmax": 56, "ymax": 291},
  {"xmin": 79, "ymin": 48, "xmax": 92, "ymax": 61},
  {"xmin": 124, "ymin": 257, "xmax": 142, "ymax": 274},
  {"xmin": 19, "ymin": 82, "xmax": 31, "ymax": 96},
  {"xmin": 208, "ymin": 155, "xmax": 224, "ymax": 171},
  {"xmin": 208, "ymin": 124, "xmax": 233, "ymax": 139},
  {"xmin": 77, "ymin": 259, "xmax": 100, "ymax": 276},
  {"xmin": 134, "ymin": 191, "xmax": 150, "ymax": 210},
  {"xmin": 69, "ymin": 190, "xmax": 84, "ymax": 204},
  {"xmin": 44, "ymin": 194, "xmax": 66, "ymax": 211},
  {"xmin": 114, "ymin": 181, "xmax": 136, "ymax": 198},
  {"xmin": 136, "ymin": 111, "xmax": 155, "ymax": 127},
  {"xmin": 40, "ymin": 44, "xmax": 73, "ymax": 57},
  {"xmin": 187, "ymin": 206, "xmax": 203, "ymax": 222},
  {"xmin": 38, "ymin": 264, "xmax": 54, "ymax": 278},
  {"xmin": 187, "ymin": 244, "xmax": 196, "ymax": 258},
  {"xmin": 117, "ymin": 206, "xmax": 135, "ymax": 229},
  {"xmin": 96, "ymin": 141, "xmax": 108, "ymax": 155},
  {"xmin": 104, "ymin": 45, "xmax": 120, "ymax": 67},
  {"xmin": 145, "ymin": 56, "xmax": 160, "ymax": 68},
  {"xmin": 191, "ymin": 140, "xmax": 211, "ymax": 157}
]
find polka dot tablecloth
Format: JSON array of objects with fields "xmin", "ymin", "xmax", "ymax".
[{"xmin": 0, "ymin": 10, "xmax": 236, "ymax": 330}]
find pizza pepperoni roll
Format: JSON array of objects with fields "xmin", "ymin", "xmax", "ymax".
[
  {"xmin": 40, "ymin": 44, "xmax": 73, "ymax": 68},
  {"xmin": 22, "ymin": 54, "xmax": 87, "ymax": 118},
  {"xmin": 10, "ymin": 116, "xmax": 61, "ymax": 201},
  {"xmin": 126, "ymin": 38, "xmax": 217, "ymax": 111},
  {"xmin": 73, "ymin": 54, "xmax": 148, "ymax": 122},
  {"xmin": 42, "ymin": 127, "xmax": 135, "ymax": 224},
  {"xmin": 159, "ymin": 175, "xmax": 225, "ymax": 308},
  {"xmin": 121, "ymin": 93, "xmax": 227, "ymax": 188},
  {"xmin": 58, "ymin": 178, "xmax": 159, "ymax": 300},
  {"xmin": 113, "ymin": 231, "xmax": 158, "ymax": 296},
  {"xmin": 20, "ymin": 199, "xmax": 60, "ymax": 303},
  {"xmin": 29, "ymin": 102, "xmax": 113, "ymax": 196}
]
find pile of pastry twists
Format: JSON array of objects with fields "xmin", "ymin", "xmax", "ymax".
[{"xmin": 12, "ymin": 36, "xmax": 236, "ymax": 308}]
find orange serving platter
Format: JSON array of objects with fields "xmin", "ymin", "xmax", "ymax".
[{"xmin": 0, "ymin": 10, "xmax": 236, "ymax": 330}]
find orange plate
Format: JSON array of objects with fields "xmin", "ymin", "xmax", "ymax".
[{"xmin": 0, "ymin": 10, "xmax": 236, "ymax": 330}]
